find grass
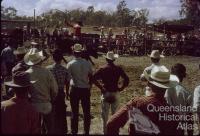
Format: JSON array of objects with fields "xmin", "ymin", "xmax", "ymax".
[{"xmin": 42, "ymin": 55, "xmax": 200, "ymax": 134}]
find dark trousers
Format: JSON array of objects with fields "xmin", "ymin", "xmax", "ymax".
[
  {"xmin": 70, "ymin": 86, "xmax": 91, "ymax": 134},
  {"xmin": 41, "ymin": 112, "xmax": 54, "ymax": 134},
  {"xmin": 53, "ymin": 89, "xmax": 68, "ymax": 134}
]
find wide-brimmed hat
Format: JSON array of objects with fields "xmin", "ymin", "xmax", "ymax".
[
  {"xmin": 144, "ymin": 65, "xmax": 179, "ymax": 89},
  {"xmin": 103, "ymin": 51, "xmax": 119, "ymax": 61},
  {"xmin": 148, "ymin": 50, "xmax": 164, "ymax": 59},
  {"xmin": 4, "ymin": 71, "xmax": 36, "ymax": 88},
  {"xmin": 24, "ymin": 48, "xmax": 46, "ymax": 66},
  {"xmin": 14, "ymin": 46, "xmax": 27, "ymax": 55},
  {"xmin": 72, "ymin": 43, "xmax": 85, "ymax": 53},
  {"xmin": 31, "ymin": 41, "xmax": 38, "ymax": 45}
]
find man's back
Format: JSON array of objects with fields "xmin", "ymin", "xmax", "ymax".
[
  {"xmin": 1, "ymin": 97, "xmax": 40, "ymax": 134},
  {"xmin": 67, "ymin": 58, "xmax": 92, "ymax": 88},
  {"xmin": 26, "ymin": 65, "xmax": 58, "ymax": 103},
  {"xmin": 94, "ymin": 64, "xmax": 129, "ymax": 91},
  {"xmin": 107, "ymin": 95, "xmax": 182, "ymax": 135}
]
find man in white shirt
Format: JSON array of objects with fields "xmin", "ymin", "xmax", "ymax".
[
  {"xmin": 140, "ymin": 50, "xmax": 164, "ymax": 96},
  {"xmin": 165, "ymin": 63, "xmax": 193, "ymax": 135},
  {"xmin": 67, "ymin": 44, "xmax": 93, "ymax": 135}
]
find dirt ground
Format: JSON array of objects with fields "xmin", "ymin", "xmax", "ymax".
[
  {"xmin": 42, "ymin": 55, "xmax": 200, "ymax": 135},
  {"xmin": 1, "ymin": 54, "xmax": 200, "ymax": 135}
]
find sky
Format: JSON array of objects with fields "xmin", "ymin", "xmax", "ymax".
[{"xmin": 2, "ymin": 0, "xmax": 182, "ymax": 22}]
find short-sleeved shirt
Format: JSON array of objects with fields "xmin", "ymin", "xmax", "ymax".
[
  {"xmin": 165, "ymin": 84, "xmax": 192, "ymax": 108},
  {"xmin": 193, "ymin": 85, "xmax": 200, "ymax": 112},
  {"xmin": 67, "ymin": 57, "xmax": 93, "ymax": 89},
  {"xmin": 93, "ymin": 63, "xmax": 129, "ymax": 92},
  {"xmin": 47, "ymin": 63, "xmax": 70, "ymax": 90},
  {"xmin": 140, "ymin": 63, "xmax": 161, "ymax": 80}
]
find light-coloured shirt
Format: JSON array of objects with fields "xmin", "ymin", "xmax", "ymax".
[
  {"xmin": 165, "ymin": 84, "xmax": 192, "ymax": 107},
  {"xmin": 67, "ymin": 57, "xmax": 93, "ymax": 88},
  {"xmin": 140, "ymin": 63, "xmax": 161, "ymax": 80},
  {"xmin": 193, "ymin": 85, "xmax": 200, "ymax": 112},
  {"xmin": 26, "ymin": 65, "xmax": 58, "ymax": 103}
]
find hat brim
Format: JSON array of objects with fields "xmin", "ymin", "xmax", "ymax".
[
  {"xmin": 144, "ymin": 71, "xmax": 178, "ymax": 89},
  {"xmin": 148, "ymin": 80, "xmax": 177, "ymax": 89},
  {"xmin": 148, "ymin": 54, "xmax": 165, "ymax": 58},
  {"xmin": 24, "ymin": 51, "xmax": 46, "ymax": 66},
  {"xmin": 103, "ymin": 54, "xmax": 119, "ymax": 60},
  {"xmin": 4, "ymin": 80, "xmax": 36, "ymax": 88}
]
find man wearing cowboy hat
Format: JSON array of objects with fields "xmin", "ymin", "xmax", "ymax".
[
  {"xmin": 24, "ymin": 48, "xmax": 58, "ymax": 134},
  {"xmin": 140, "ymin": 50, "xmax": 165, "ymax": 96},
  {"xmin": 106, "ymin": 65, "xmax": 183, "ymax": 135},
  {"xmin": 93, "ymin": 51, "xmax": 129, "ymax": 134},
  {"xmin": 67, "ymin": 43, "xmax": 93, "ymax": 135},
  {"xmin": 1, "ymin": 71, "xmax": 40, "ymax": 134},
  {"xmin": 4, "ymin": 46, "xmax": 29, "ymax": 99}
]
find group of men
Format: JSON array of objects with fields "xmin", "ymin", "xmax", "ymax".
[{"xmin": 1, "ymin": 40, "xmax": 200, "ymax": 135}]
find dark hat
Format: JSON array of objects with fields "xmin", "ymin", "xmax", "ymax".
[{"xmin": 4, "ymin": 71, "xmax": 36, "ymax": 88}]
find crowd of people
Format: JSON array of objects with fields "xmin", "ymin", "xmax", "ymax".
[{"xmin": 1, "ymin": 35, "xmax": 200, "ymax": 135}]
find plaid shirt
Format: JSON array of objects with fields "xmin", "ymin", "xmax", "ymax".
[{"xmin": 47, "ymin": 63, "xmax": 70, "ymax": 90}]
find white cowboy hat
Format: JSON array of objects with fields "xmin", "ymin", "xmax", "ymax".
[
  {"xmin": 14, "ymin": 46, "xmax": 27, "ymax": 55},
  {"xmin": 144, "ymin": 65, "xmax": 179, "ymax": 89},
  {"xmin": 148, "ymin": 50, "xmax": 164, "ymax": 59},
  {"xmin": 103, "ymin": 51, "xmax": 119, "ymax": 61},
  {"xmin": 24, "ymin": 48, "xmax": 46, "ymax": 66},
  {"xmin": 73, "ymin": 43, "xmax": 85, "ymax": 53}
]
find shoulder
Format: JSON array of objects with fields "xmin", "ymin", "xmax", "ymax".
[{"xmin": 126, "ymin": 96, "xmax": 153, "ymax": 109}]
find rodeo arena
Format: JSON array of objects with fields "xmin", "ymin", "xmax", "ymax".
[{"xmin": 1, "ymin": 17, "xmax": 200, "ymax": 135}]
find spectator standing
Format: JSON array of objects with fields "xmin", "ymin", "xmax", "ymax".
[
  {"xmin": 106, "ymin": 66, "xmax": 182, "ymax": 135},
  {"xmin": 24, "ymin": 48, "xmax": 58, "ymax": 134},
  {"xmin": 140, "ymin": 50, "xmax": 164, "ymax": 96},
  {"xmin": 93, "ymin": 51, "xmax": 129, "ymax": 134},
  {"xmin": 46, "ymin": 49, "xmax": 70, "ymax": 134},
  {"xmin": 67, "ymin": 43, "xmax": 93, "ymax": 135},
  {"xmin": 165, "ymin": 63, "xmax": 193, "ymax": 135},
  {"xmin": 1, "ymin": 71, "xmax": 40, "ymax": 134}
]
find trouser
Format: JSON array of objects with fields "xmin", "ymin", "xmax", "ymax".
[
  {"xmin": 101, "ymin": 92, "xmax": 119, "ymax": 134},
  {"xmin": 69, "ymin": 86, "xmax": 91, "ymax": 134},
  {"xmin": 32, "ymin": 102, "xmax": 53, "ymax": 134},
  {"xmin": 53, "ymin": 89, "xmax": 67, "ymax": 134},
  {"xmin": 41, "ymin": 112, "xmax": 54, "ymax": 134}
]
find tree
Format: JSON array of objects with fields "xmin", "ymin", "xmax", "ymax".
[
  {"xmin": 116, "ymin": 0, "xmax": 129, "ymax": 26},
  {"xmin": 180, "ymin": 0, "xmax": 200, "ymax": 26},
  {"xmin": 1, "ymin": 6, "xmax": 17, "ymax": 19}
]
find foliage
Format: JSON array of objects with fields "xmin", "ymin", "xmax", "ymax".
[
  {"xmin": 1, "ymin": 0, "xmax": 150, "ymax": 27},
  {"xmin": 180, "ymin": 0, "xmax": 200, "ymax": 27}
]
